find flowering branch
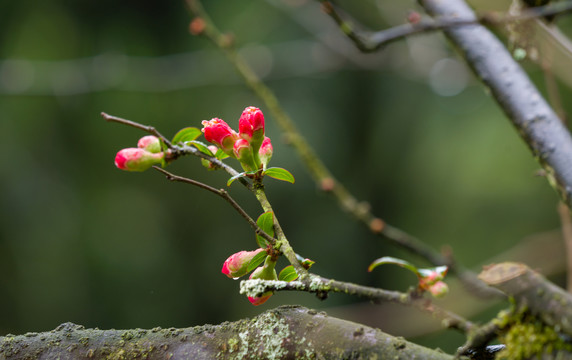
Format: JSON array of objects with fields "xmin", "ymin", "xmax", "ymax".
[
  {"xmin": 240, "ymin": 275, "xmax": 473, "ymax": 333},
  {"xmin": 185, "ymin": 0, "xmax": 500, "ymax": 298},
  {"xmin": 318, "ymin": 0, "xmax": 572, "ymax": 53}
]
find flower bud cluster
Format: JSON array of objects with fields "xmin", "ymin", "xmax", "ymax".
[
  {"xmin": 202, "ymin": 107, "xmax": 273, "ymax": 172},
  {"xmin": 115, "ymin": 135, "xmax": 165, "ymax": 172},
  {"xmin": 418, "ymin": 270, "xmax": 449, "ymax": 298}
]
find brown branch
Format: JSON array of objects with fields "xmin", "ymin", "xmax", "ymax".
[
  {"xmin": 318, "ymin": 0, "xmax": 572, "ymax": 52},
  {"xmin": 0, "ymin": 306, "xmax": 454, "ymax": 360},
  {"xmin": 152, "ymin": 167, "xmax": 277, "ymax": 247},
  {"xmin": 101, "ymin": 112, "xmax": 173, "ymax": 148}
]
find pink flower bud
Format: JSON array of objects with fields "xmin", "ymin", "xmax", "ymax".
[
  {"xmin": 428, "ymin": 281, "xmax": 449, "ymax": 298},
  {"xmin": 239, "ymin": 107, "xmax": 265, "ymax": 152},
  {"xmin": 258, "ymin": 137, "xmax": 273, "ymax": 170},
  {"xmin": 221, "ymin": 248, "xmax": 265, "ymax": 279},
  {"xmin": 137, "ymin": 135, "xmax": 162, "ymax": 153},
  {"xmin": 201, "ymin": 118, "xmax": 239, "ymax": 156},
  {"xmin": 115, "ymin": 148, "xmax": 164, "ymax": 172},
  {"xmin": 247, "ymin": 256, "xmax": 277, "ymax": 306}
]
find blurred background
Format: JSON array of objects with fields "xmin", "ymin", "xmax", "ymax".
[{"xmin": 2, "ymin": 0, "xmax": 572, "ymax": 353}]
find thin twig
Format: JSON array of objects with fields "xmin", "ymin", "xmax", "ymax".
[
  {"xmin": 153, "ymin": 166, "xmax": 277, "ymax": 247},
  {"xmin": 318, "ymin": 0, "xmax": 572, "ymax": 52},
  {"xmin": 240, "ymin": 275, "xmax": 474, "ymax": 334},
  {"xmin": 185, "ymin": 0, "xmax": 501, "ymax": 298},
  {"xmin": 101, "ymin": 112, "xmax": 174, "ymax": 148}
]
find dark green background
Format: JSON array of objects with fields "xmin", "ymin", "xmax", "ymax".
[{"xmin": 0, "ymin": 0, "xmax": 569, "ymax": 352}]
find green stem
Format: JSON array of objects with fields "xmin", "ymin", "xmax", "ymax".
[{"xmin": 253, "ymin": 180, "xmax": 308, "ymax": 278}]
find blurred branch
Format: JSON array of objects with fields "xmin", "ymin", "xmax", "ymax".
[
  {"xmin": 241, "ymin": 275, "xmax": 474, "ymax": 333},
  {"xmin": 557, "ymin": 203, "xmax": 572, "ymax": 292},
  {"xmin": 317, "ymin": 0, "xmax": 572, "ymax": 52},
  {"xmin": 419, "ymin": 0, "xmax": 572, "ymax": 210},
  {"xmin": 0, "ymin": 306, "xmax": 455, "ymax": 360},
  {"xmin": 185, "ymin": 0, "xmax": 501, "ymax": 299}
]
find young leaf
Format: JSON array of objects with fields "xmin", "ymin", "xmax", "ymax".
[
  {"xmin": 172, "ymin": 127, "xmax": 202, "ymax": 144},
  {"xmin": 190, "ymin": 140, "xmax": 214, "ymax": 156},
  {"xmin": 227, "ymin": 172, "xmax": 247, "ymax": 187},
  {"xmin": 300, "ymin": 258, "xmax": 315, "ymax": 270},
  {"xmin": 278, "ymin": 266, "xmax": 299, "ymax": 282},
  {"xmin": 215, "ymin": 148, "xmax": 229, "ymax": 160},
  {"xmin": 263, "ymin": 167, "xmax": 295, "ymax": 184},
  {"xmin": 246, "ymin": 252, "xmax": 268, "ymax": 273},
  {"xmin": 367, "ymin": 256, "xmax": 420, "ymax": 276},
  {"xmin": 256, "ymin": 211, "xmax": 275, "ymax": 248}
]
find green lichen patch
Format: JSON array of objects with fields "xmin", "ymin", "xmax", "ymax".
[{"xmin": 497, "ymin": 312, "xmax": 572, "ymax": 360}]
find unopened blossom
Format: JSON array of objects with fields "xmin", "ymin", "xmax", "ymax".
[
  {"xmin": 428, "ymin": 281, "xmax": 449, "ymax": 298},
  {"xmin": 221, "ymin": 248, "xmax": 265, "ymax": 279},
  {"xmin": 258, "ymin": 137, "xmax": 273, "ymax": 170},
  {"xmin": 201, "ymin": 118, "xmax": 239, "ymax": 156},
  {"xmin": 137, "ymin": 135, "xmax": 162, "ymax": 153},
  {"xmin": 238, "ymin": 106, "xmax": 265, "ymax": 152},
  {"xmin": 115, "ymin": 148, "xmax": 164, "ymax": 172}
]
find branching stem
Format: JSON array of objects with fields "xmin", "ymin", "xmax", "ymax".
[{"xmin": 318, "ymin": 0, "xmax": 572, "ymax": 52}]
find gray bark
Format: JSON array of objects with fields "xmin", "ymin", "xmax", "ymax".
[{"xmin": 0, "ymin": 305, "xmax": 453, "ymax": 360}]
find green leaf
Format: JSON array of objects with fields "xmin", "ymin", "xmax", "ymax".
[
  {"xmin": 172, "ymin": 127, "xmax": 202, "ymax": 144},
  {"xmin": 227, "ymin": 172, "xmax": 247, "ymax": 187},
  {"xmin": 215, "ymin": 148, "xmax": 229, "ymax": 160},
  {"xmin": 278, "ymin": 266, "xmax": 299, "ymax": 282},
  {"xmin": 263, "ymin": 167, "xmax": 295, "ymax": 184},
  {"xmin": 367, "ymin": 256, "xmax": 420, "ymax": 275},
  {"xmin": 190, "ymin": 140, "xmax": 214, "ymax": 156},
  {"xmin": 256, "ymin": 211, "xmax": 275, "ymax": 248},
  {"xmin": 247, "ymin": 252, "xmax": 268, "ymax": 273}
]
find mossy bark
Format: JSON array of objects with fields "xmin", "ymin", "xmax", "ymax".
[
  {"xmin": 479, "ymin": 262, "xmax": 572, "ymax": 338},
  {"xmin": 0, "ymin": 305, "xmax": 453, "ymax": 360}
]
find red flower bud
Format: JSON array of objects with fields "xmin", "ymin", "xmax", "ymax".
[
  {"xmin": 239, "ymin": 107, "xmax": 265, "ymax": 152},
  {"xmin": 258, "ymin": 137, "xmax": 273, "ymax": 170},
  {"xmin": 201, "ymin": 118, "xmax": 239, "ymax": 156},
  {"xmin": 115, "ymin": 148, "xmax": 164, "ymax": 172},
  {"xmin": 137, "ymin": 135, "xmax": 162, "ymax": 153},
  {"xmin": 221, "ymin": 248, "xmax": 265, "ymax": 279}
]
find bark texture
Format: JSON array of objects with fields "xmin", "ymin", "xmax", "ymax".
[
  {"xmin": 420, "ymin": 0, "xmax": 572, "ymax": 208},
  {"xmin": 479, "ymin": 262, "xmax": 572, "ymax": 338},
  {"xmin": 0, "ymin": 305, "xmax": 453, "ymax": 360}
]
